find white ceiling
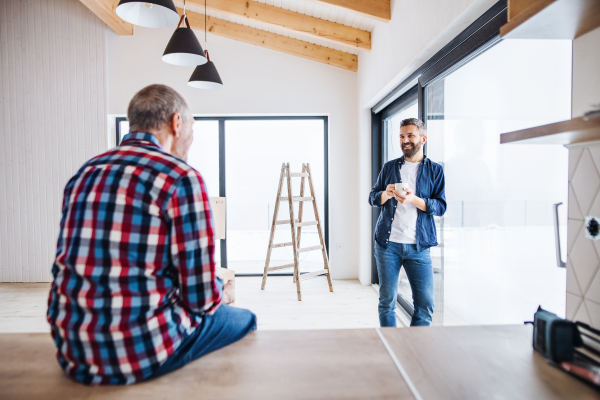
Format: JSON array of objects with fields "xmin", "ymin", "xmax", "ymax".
[{"xmin": 175, "ymin": 0, "xmax": 380, "ymax": 56}]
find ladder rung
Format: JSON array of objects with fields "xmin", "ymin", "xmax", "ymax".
[
  {"xmin": 280, "ymin": 196, "xmax": 314, "ymax": 202},
  {"xmin": 290, "ymin": 173, "xmax": 309, "ymax": 177},
  {"xmin": 298, "ymin": 245, "xmax": 323, "ymax": 253},
  {"xmin": 272, "ymin": 242, "xmax": 294, "ymax": 248},
  {"xmin": 275, "ymin": 219, "xmax": 299, "ymax": 225},
  {"xmin": 299, "ymin": 269, "xmax": 329, "ymax": 280},
  {"xmin": 296, "ymin": 221, "xmax": 318, "ymax": 227},
  {"xmin": 268, "ymin": 263, "xmax": 296, "ymax": 271}
]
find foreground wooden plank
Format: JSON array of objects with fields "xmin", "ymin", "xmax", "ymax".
[
  {"xmin": 312, "ymin": 0, "xmax": 390, "ymax": 22},
  {"xmin": 0, "ymin": 330, "xmax": 413, "ymax": 400},
  {"xmin": 381, "ymin": 325, "xmax": 600, "ymax": 400},
  {"xmin": 186, "ymin": 0, "xmax": 371, "ymax": 51},
  {"xmin": 79, "ymin": 0, "xmax": 134, "ymax": 36},
  {"xmin": 185, "ymin": 10, "xmax": 358, "ymax": 71}
]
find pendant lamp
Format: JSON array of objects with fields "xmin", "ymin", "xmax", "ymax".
[
  {"xmin": 163, "ymin": 14, "xmax": 207, "ymax": 66},
  {"xmin": 188, "ymin": 0, "xmax": 223, "ymax": 89},
  {"xmin": 188, "ymin": 51, "xmax": 223, "ymax": 89},
  {"xmin": 116, "ymin": 0, "xmax": 180, "ymax": 28}
]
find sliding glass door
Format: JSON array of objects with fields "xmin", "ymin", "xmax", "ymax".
[
  {"xmin": 373, "ymin": 16, "xmax": 572, "ymax": 325},
  {"xmin": 424, "ymin": 39, "xmax": 571, "ymax": 325}
]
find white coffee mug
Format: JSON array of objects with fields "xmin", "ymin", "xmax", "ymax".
[{"xmin": 395, "ymin": 182, "xmax": 409, "ymax": 195}]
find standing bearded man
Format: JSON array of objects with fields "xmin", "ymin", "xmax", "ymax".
[{"xmin": 368, "ymin": 118, "xmax": 446, "ymax": 327}]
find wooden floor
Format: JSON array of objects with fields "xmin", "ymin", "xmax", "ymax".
[{"xmin": 0, "ymin": 276, "xmax": 381, "ymax": 333}]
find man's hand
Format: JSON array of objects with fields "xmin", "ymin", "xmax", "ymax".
[
  {"xmin": 382, "ymin": 184, "xmax": 396, "ymax": 204},
  {"xmin": 222, "ymin": 280, "xmax": 235, "ymax": 304},
  {"xmin": 395, "ymin": 188, "xmax": 415, "ymax": 205},
  {"xmin": 396, "ymin": 188, "xmax": 427, "ymax": 211}
]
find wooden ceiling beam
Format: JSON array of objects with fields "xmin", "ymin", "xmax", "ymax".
[
  {"xmin": 79, "ymin": 0, "xmax": 134, "ymax": 35},
  {"xmin": 185, "ymin": 10, "xmax": 358, "ymax": 71},
  {"xmin": 311, "ymin": 0, "xmax": 390, "ymax": 22},
  {"xmin": 184, "ymin": 0, "xmax": 371, "ymax": 51}
]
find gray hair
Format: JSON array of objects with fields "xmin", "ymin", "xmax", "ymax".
[
  {"xmin": 127, "ymin": 84, "xmax": 191, "ymax": 133},
  {"xmin": 400, "ymin": 118, "xmax": 426, "ymax": 137}
]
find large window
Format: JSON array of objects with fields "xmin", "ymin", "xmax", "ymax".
[
  {"xmin": 372, "ymin": 1, "xmax": 572, "ymax": 326},
  {"xmin": 425, "ymin": 39, "xmax": 571, "ymax": 325},
  {"xmin": 116, "ymin": 117, "xmax": 328, "ymax": 276}
]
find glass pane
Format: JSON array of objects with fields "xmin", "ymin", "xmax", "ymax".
[
  {"xmin": 425, "ymin": 39, "xmax": 571, "ymax": 325},
  {"xmin": 225, "ymin": 120, "xmax": 326, "ymax": 274},
  {"xmin": 118, "ymin": 120, "xmax": 129, "ymax": 144},
  {"xmin": 116, "ymin": 119, "xmax": 222, "ymax": 264},
  {"xmin": 384, "ymin": 102, "xmax": 418, "ymax": 163},
  {"xmin": 187, "ymin": 120, "xmax": 220, "ymax": 264}
]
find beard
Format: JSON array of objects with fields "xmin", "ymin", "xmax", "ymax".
[{"xmin": 402, "ymin": 141, "xmax": 422, "ymax": 158}]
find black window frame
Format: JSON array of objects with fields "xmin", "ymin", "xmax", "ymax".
[
  {"xmin": 116, "ymin": 115, "xmax": 329, "ymax": 277},
  {"xmin": 370, "ymin": 0, "xmax": 508, "ymax": 316}
]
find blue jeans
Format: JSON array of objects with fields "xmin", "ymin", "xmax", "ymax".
[
  {"xmin": 150, "ymin": 304, "xmax": 257, "ymax": 379},
  {"xmin": 374, "ymin": 241, "xmax": 434, "ymax": 327}
]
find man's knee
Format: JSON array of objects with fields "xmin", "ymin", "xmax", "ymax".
[
  {"xmin": 245, "ymin": 309, "xmax": 258, "ymax": 332},
  {"xmin": 222, "ymin": 305, "xmax": 257, "ymax": 334},
  {"xmin": 378, "ymin": 293, "xmax": 396, "ymax": 313}
]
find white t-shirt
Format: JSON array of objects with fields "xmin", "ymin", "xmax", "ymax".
[{"xmin": 389, "ymin": 161, "xmax": 419, "ymax": 244}]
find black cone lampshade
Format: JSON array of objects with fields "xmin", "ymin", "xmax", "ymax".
[
  {"xmin": 116, "ymin": 0, "xmax": 180, "ymax": 28},
  {"xmin": 188, "ymin": 51, "xmax": 223, "ymax": 89},
  {"xmin": 163, "ymin": 17, "xmax": 207, "ymax": 66}
]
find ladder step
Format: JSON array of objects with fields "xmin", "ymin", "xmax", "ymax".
[
  {"xmin": 268, "ymin": 263, "xmax": 296, "ymax": 271},
  {"xmin": 272, "ymin": 242, "xmax": 294, "ymax": 248},
  {"xmin": 275, "ymin": 219, "xmax": 299, "ymax": 225},
  {"xmin": 280, "ymin": 196, "xmax": 314, "ymax": 202},
  {"xmin": 290, "ymin": 173, "xmax": 309, "ymax": 177},
  {"xmin": 296, "ymin": 221, "xmax": 318, "ymax": 227},
  {"xmin": 299, "ymin": 269, "xmax": 329, "ymax": 280},
  {"xmin": 298, "ymin": 245, "xmax": 323, "ymax": 253}
]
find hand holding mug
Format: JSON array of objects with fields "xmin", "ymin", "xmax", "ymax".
[
  {"xmin": 397, "ymin": 188, "xmax": 415, "ymax": 204},
  {"xmin": 393, "ymin": 182, "xmax": 409, "ymax": 201},
  {"xmin": 385, "ymin": 184, "xmax": 396, "ymax": 200}
]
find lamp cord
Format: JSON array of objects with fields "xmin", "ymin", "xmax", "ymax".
[{"xmin": 205, "ymin": 0, "xmax": 207, "ymax": 49}]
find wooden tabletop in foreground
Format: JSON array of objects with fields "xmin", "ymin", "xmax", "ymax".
[{"xmin": 0, "ymin": 325, "xmax": 598, "ymax": 400}]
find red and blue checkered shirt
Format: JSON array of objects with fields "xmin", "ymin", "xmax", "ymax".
[{"xmin": 47, "ymin": 132, "xmax": 223, "ymax": 385}]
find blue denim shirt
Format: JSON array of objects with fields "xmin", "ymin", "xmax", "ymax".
[{"xmin": 369, "ymin": 156, "xmax": 446, "ymax": 252}]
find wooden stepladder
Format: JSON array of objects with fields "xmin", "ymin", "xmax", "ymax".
[{"xmin": 261, "ymin": 163, "xmax": 333, "ymax": 301}]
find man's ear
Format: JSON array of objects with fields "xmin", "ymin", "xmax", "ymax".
[
  {"xmin": 171, "ymin": 113, "xmax": 183, "ymax": 138},
  {"xmin": 422, "ymin": 135, "xmax": 428, "ymax": 144}
]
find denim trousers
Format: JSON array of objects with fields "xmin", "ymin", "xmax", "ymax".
[
  {"xmin": 150, "ymin": 304, "xmax": 257, "ymax": 379},
  {"xmin": 374, "ymin": 241, "xmax": 434, "ymax": 327}
]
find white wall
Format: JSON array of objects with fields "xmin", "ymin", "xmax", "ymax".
[
  {"xmin": 566, "ymin": 26, "xmax": 600, "ymax": 328},
  {"xmin": 356, "ymin": 0, "xmax": 497, "ymax": 284},
  {"xmin": 0, "ymin": 0, "xmax": 108, "ymax": 282},
  {"xmin": 106, "ymin": 27, "xmax": 359, "ymax": 279},
  {"xmin": 572, "ymin": 27, "xmax": 600, "ymax": 118}
]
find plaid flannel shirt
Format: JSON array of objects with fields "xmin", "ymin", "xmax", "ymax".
[{"xmin": 47, "ymin": 132, "xmax": 223, "ymax": 385}]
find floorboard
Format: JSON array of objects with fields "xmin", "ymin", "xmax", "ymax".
[{"xmin": 0, "ymin": 277, "xmax": 381, "ymax": 332}]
